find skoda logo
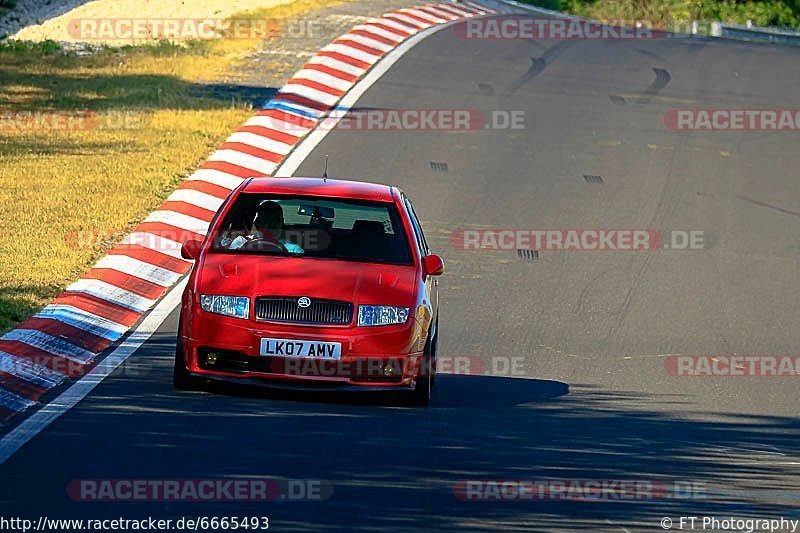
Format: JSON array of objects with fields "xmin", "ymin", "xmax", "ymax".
[{"xmin": 297, "ymin": 296, "xmax": 311, "ymax": 308}]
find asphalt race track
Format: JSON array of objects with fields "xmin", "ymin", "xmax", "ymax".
[{"xmin": 2, "ymin": 8, "xmax": 800, "ymax": 532}]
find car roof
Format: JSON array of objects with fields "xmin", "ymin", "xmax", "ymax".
[{"xmin": 241, "ymin": 177, "xmax": 396, "ymax": 203}]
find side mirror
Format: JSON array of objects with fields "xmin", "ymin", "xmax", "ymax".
[
  {"xmin": 422, "ymin": 254, "xmax": 444, "ymax": 277},
  {"xmin": 181, "ymin": 239, "xmax": 203, "ymax": 260}
]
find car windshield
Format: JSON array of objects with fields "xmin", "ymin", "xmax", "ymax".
[{"xmin": 209, "ymin": 193, "xmax": 414, "ymax": 266}]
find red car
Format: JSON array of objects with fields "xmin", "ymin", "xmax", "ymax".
[{"xmin": 174, "ymin": 177, "xmax": 444, "ymax": 405}]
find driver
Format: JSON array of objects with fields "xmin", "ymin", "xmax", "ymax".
[{"xmin": 229, "ymin": 201, "xmax": 304, "ymax": 254}]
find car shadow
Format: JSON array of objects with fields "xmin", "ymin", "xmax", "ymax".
[
  {"xmin": 203, "ymin": 373, "xmax": 569, "ymax": 409},
  {"xmin": 2, "ymin": 330, "xmax": 799, "ymax": 531}
]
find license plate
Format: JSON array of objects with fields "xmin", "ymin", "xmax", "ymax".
[{"xmin": 260, "ymin": 338, "xmax": 342, "ymax": 360}]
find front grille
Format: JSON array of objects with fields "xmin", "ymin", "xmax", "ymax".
[{"xmin": 255, "ymin": 297, "xmax": 353, "ymax": 325}]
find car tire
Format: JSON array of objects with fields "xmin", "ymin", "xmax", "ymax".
[
  {"xmin": 406, "ymin": 322, "xmax": 437, "ymax": 407},
  {"xmin": 173, "ymin": 314, "xmax": 204, "ymax": 391},
  {"xmin": 429, "ymin": 318, "xmax": 438, "ymax": 389},
  {"xmin": 407, "ymin": 368, "xmax": 432, "ymax": 406}
]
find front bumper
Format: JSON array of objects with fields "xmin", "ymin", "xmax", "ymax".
[
  {"xmin": 182, "ymin": 311, "xmax": 428, "ymax": 388},
  {"xmin": 186, "ymin": 371, "xmax": 417, "ymax": 393}
]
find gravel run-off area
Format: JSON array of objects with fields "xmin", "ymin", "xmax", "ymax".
[{"xmin": 1, "ymin": 0, "xmax": 299, "ymax": 42}]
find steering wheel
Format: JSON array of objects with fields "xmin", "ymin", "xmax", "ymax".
[{"xmin": 240, "ymin": 236, "xmax": 288, "ymax": 253}]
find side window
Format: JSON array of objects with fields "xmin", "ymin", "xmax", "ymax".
[{"xmin": 404, "ymin": 196, "xmax": 429, "ymax": 256}]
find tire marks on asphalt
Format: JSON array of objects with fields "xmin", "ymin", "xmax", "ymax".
[
  {"xmin": 610, "ymin": 66, "xmax": 672, "ymax": 105},
  {"xmin": 509, "ymin": 40, "xmax": 575, "ymax": 91}
]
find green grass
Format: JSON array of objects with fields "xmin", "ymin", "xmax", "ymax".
[
  {"xmin": 523, "ymin": 0, "xmax": 800, "ymax": 29},
  {"xmin": 0, "ymin": 39, "xmax": 61, "ymax": 53}
]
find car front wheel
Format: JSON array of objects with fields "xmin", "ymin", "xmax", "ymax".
[
  {"xmin": 406, "ymin": 322, "xmax": 437, "ymax": 406},
  {"xmin": 173, "ymin": 314, "xmax": 204, "ymax": 391}
]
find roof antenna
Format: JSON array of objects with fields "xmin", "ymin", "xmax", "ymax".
[{"xmin": 322, "ymin": 155, "xmax": 329, "ymax": 181}]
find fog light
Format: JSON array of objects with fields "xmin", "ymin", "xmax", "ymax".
[{"xmin": 205, "ymin": 352, "xmax": 219, "ymax": 365}]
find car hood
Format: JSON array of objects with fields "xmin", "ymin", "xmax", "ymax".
[{"xmin": 198, "ymin": 254, "xmax": 418, "ymax": 307}]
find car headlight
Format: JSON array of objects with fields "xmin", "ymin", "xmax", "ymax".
[
  {"xmin": 200, "ymin": 294, "xmax": 250, "ymax": 319},
  {"xmin": 357, "ymin": 305, "xmax": 410, "ymax": 327}
]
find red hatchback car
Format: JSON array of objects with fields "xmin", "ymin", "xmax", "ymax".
[{"xmin": 174, "ymin": 177, "xmax": 444, "ymax": 405}]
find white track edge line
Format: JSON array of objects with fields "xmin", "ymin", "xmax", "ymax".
[
  {"xmin": 0, "ymin": 278, "xmax": 188, "ymax": 465},
  {"xmin": 274, "ymin": 17, "xmax": 464, "ymax": 176}
]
